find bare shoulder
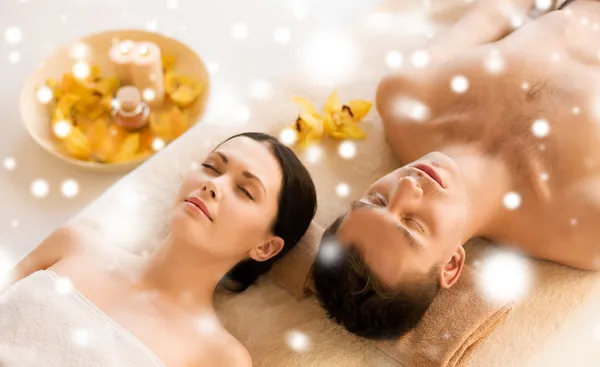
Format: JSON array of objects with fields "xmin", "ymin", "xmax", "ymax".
[
  {"xmin": 188, "ymin": 330, "xmax": 252, "ymax": 367},
  {"xmin": 4, "ymin": 224, "xmax": 90, "ymax": 289}
]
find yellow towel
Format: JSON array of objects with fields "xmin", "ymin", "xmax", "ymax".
[{"xmin": 376, "ymin": 265, "xmax": 514, "ymax": 367}]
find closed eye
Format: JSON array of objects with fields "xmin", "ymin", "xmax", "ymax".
[
  {"xmin": 405, "ymin": 216, "xmax": 425, "ymax": 234},
  {"xmin": 202, "ymin": 163, "xmax": 219, "ymax": 174},
  {"xmin": 365, "ymin": 192, "xmax": 387, "ymax": 206},
  {"xmin": 238, "ymin": 186, "xmax": 254, "ymax": 200}
]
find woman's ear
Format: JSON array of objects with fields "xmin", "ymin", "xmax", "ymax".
[{"xmin": 249, "ymin": 237, "xmax": 285, "ymax": 262}]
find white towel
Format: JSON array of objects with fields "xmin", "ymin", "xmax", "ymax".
[{"xmin": 0, "ymin": 270, "xmax": 165, "ymax": 367}]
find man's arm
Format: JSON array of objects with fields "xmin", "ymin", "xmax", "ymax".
[{"xmin": 425, "ymin": 0, "xmax": 558, "ymax": 65}]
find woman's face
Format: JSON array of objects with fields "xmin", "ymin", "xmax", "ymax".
[{"xmin": 170, "ymin": 136, "xmax": 284, "ymax": 262}]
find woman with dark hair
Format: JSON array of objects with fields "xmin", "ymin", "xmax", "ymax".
[{"xmin": 0, "ymin": 132, "xmax": 317, "ymax": 367}]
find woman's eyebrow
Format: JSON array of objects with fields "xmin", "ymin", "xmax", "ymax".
[{"xmin": 214, "ymin": 152, "xmax": 266, "ymax": 195}]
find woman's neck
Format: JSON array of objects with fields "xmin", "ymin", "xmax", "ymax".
[{"xmin": 134, "ymin": 234, "xmax": 236, "ymax": 312}]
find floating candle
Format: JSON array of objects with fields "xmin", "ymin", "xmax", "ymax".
[
  {"xmin": 130, "ymin": 41, "xmax": 165, "ymax": 105},
  {"xmin": 108, "ymin": 40, "xmax": 136, "ymax": 84}
]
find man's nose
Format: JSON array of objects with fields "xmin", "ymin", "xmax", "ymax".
[
  {"xmin": 388, "ymin": 176, "xmax": 423, "ymax": 214},
  {"xmin": 200, "ymin": 180, "xmax": 221, "ymax": 201}
]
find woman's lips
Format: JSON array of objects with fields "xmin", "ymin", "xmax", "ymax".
[
  {"xmin": 413, "ymin": 163, "xmax": 444, "ymax": 188},
  {"xmin": 184, "ymin": 196, "xmax": 213, "ymax": 221}
]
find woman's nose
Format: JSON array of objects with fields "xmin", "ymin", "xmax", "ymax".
[
  {"xmin": 387, "ymin": 176, "xmax": 423, "ymax": 214},
  {"xmin": 200, "ymin": 180, "xmax": 221, "ymax": 201}
]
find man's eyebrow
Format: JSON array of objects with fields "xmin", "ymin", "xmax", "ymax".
[
  {"xmin": 214, "ymin": 152, "xmax": 266, "ymax": 194},
  {"xmin": 350, "ymin": 200, "xmax": 423, "ymax": 250},
  {"xmin": 215, "ymin": 152, "xmax": 228, "ymax": 163}
]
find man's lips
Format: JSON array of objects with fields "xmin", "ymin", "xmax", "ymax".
[
  {"xmin": 413, "ymin": 163, "xmax": 444, "ymax": 188},
  {"xmin": 184, "ymin": 197, "xmax": 213, "ymax": 221}
]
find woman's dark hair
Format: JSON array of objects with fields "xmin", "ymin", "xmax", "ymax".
[{"xmin": 218, "ymin": 132, "xmax": 317, "ymax": 292}]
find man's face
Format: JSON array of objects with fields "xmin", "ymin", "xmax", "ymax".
[{"xmin": 337, "ymin": 152, "xmax": 470, "ymax": 287}]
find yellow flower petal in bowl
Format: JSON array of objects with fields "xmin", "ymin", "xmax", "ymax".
[{"xmin": 64, "ymin": 127, "xmax": 92, "ymax": 159}]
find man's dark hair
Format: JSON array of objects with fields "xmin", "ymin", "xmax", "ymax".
[
  {"xmin": 220, "ymin": 132, "xmax": 317, "ymax": 292},
  {"xmin": 312, "ymin": 215, "xmax": 441, "ymax": 340}
]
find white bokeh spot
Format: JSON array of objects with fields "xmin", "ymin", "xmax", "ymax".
[
  {"xmin": 248, "ymin": 79, "xmax": 274, "ymax": 100},
  {"xmin": 55, "ymin": 276, "xmax": 73, "ymax": 294},
  {"xmin": 232, "ymin": 105, "xmax": 251, "ymax": 124},
  {"xmin": 476, "ymin": 251, "xmax": 532, "ymax": 303},
  {"xmin": 279, "ymin": 128, "xmax": 297, "ymax": 146},
  {"xmin": 273, "ymin": 27, "xmax": 291, "ymax": 44},
  {"xmin": 305, "ymin": 145, "xmax": 323, "ymax": 164},
  {"xmin": 301, "ymin": 29, "xmax": 357, "ymax": 85},
  {"xmin": 37, "ymin": 85, "xmax": 54, "ymax": 104},
  {"xmin": 152, "ymin": 137, "xmax": 165, "ymax": 151},
  {"xmin": 231, "ymin": 22, "xmax": 249, "ymax": 40},
  {"xmin": 0, "ymin": 250, "xmax": 14, "ymax": 289},
  {"xmin": 4, "ymin": 26, "xmax": 22, "ymax": 45},
  {"xmin": 593, "ymin": 323, "xmax": 600, "ymax": 342},
  {"xmin": 166, "ymin": 0, "xmax": 178, "ymax": 10},
  {"xmin": 290, "ymin": 0, "xmax": 309, "ymax": 20},
  {"xmin": 71, "ymin": 328, "xmax": 90, "ymax": 347},
  {"xmin": 142, "ymin": 88, "xmax": 156, "ymax": 102},
  {"xmin": 31, "ymin": 179, "xmax": 50, "ymax": 199},
  {"xmin": 207, "ymin": 61, "xmax": 219, "ymax": 74},
  {"xmin": 336, "ymin": 183, "xmax": 350, "ymax": 197},
  {"xmin": 285, "ymin": 330, "xmax": 311, "ymax": 352},
  {"xmin": 410, "ymin": 50, "xmax": 429, "ymax": 68},
  {"xmin": 61, "ymin": 179, "xmax": 79, "ymax": 198},
  {"xmin": 53, "ymin": 120, "xmax": 72, "ymax": 139},
  {"xmin": 484, "ymin": 48, "xmax": 505, "ymax": 74},
  {"xmin": 531, "ymin": 118, "xmax": 550, "ymax": 138},
  {"xmin": 69, "ymin": 43, "xmax": 91, "ymax": 61},
  {"xmin": 535, "ymin": 0, "xmax": 552, "ymax": 12},
  {"xmin": 8, "ymin": 51, "xmax": 20, "ymax": 64},
  {"xmin": 450, "ymin": 75, "xmax": 469, "ymax": 94},
  {"xmin": 385, "ymin": 50, "xmax": 404, "ymax": 69},
  {"xmin": 393, "ymin": 97, "xmax": 430, "ymax": 122},
  {"xmin": 572, "ymin": 106, "xmax": 581, "ymax": 115},
  {"xmin": 503, "ymin": 191, "xmax": 521, "ymax": 210},
  {"xmin": 195, "ymin": 313, "xmax": 220, "ymax": 335},
  {"xmin": 146, "ymin": 20, "xmax": 158, "ymax": 31},
  {"xmin": 510, "ymin": 15, "xmax": 525, "ymax": 29},
  {"xmin": 551, "ymin": 52, "xmax": 561, "ymax": 62},
  {"xmin": 338, "ymin": 141, "xmax": 356, "ymax": 159},
  {"xmin": 540, "ymin": 172, "xmax": 549, "ymax": 181},
  {"xmin": 318, "ymin": 238, "xmax": 343, "ymax": 266},
  {"xmin": 72, "ymin": 62, "xmax": 90, "ymax": 79},
  {"xmin": 3, "ymin": 157, "xmax": 16, "ymax": 171}
]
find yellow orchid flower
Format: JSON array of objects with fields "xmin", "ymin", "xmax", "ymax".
[
  {"xmin": 323, "ymin": 90, "xmax": 371, "ymax": 140},
  {"xmin": 290, "ymin": 90, "xmax": 372, "ymax": 148},
  {"xmin": 291, "ymin": 97, "xmax": 324, "ymax": 149}
]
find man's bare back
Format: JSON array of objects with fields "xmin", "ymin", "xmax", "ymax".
[{"xmin": 377, "ymin": 0, "xmax": 600, "ymax": 269}]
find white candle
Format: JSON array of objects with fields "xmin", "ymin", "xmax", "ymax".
[
  {"xmin": 108, "ymin": 40, "xmax": 136, "ymax": 85},
  {"xmin": 130, "ymin": 41, "xmax": 165, "ymax": 105}
]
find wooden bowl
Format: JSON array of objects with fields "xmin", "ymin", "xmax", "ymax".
[{"xmin": 20, "ymin": 29, "xmax": 210, "ymax": 173}]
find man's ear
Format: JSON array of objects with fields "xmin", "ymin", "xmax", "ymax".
[
  {"xmin": 439, "ymin": 245, "xmax": 466, "ymax": 289},
  {"xmin": 248, "ymin": 236, "xmax": 285, "ymax": 262}
]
